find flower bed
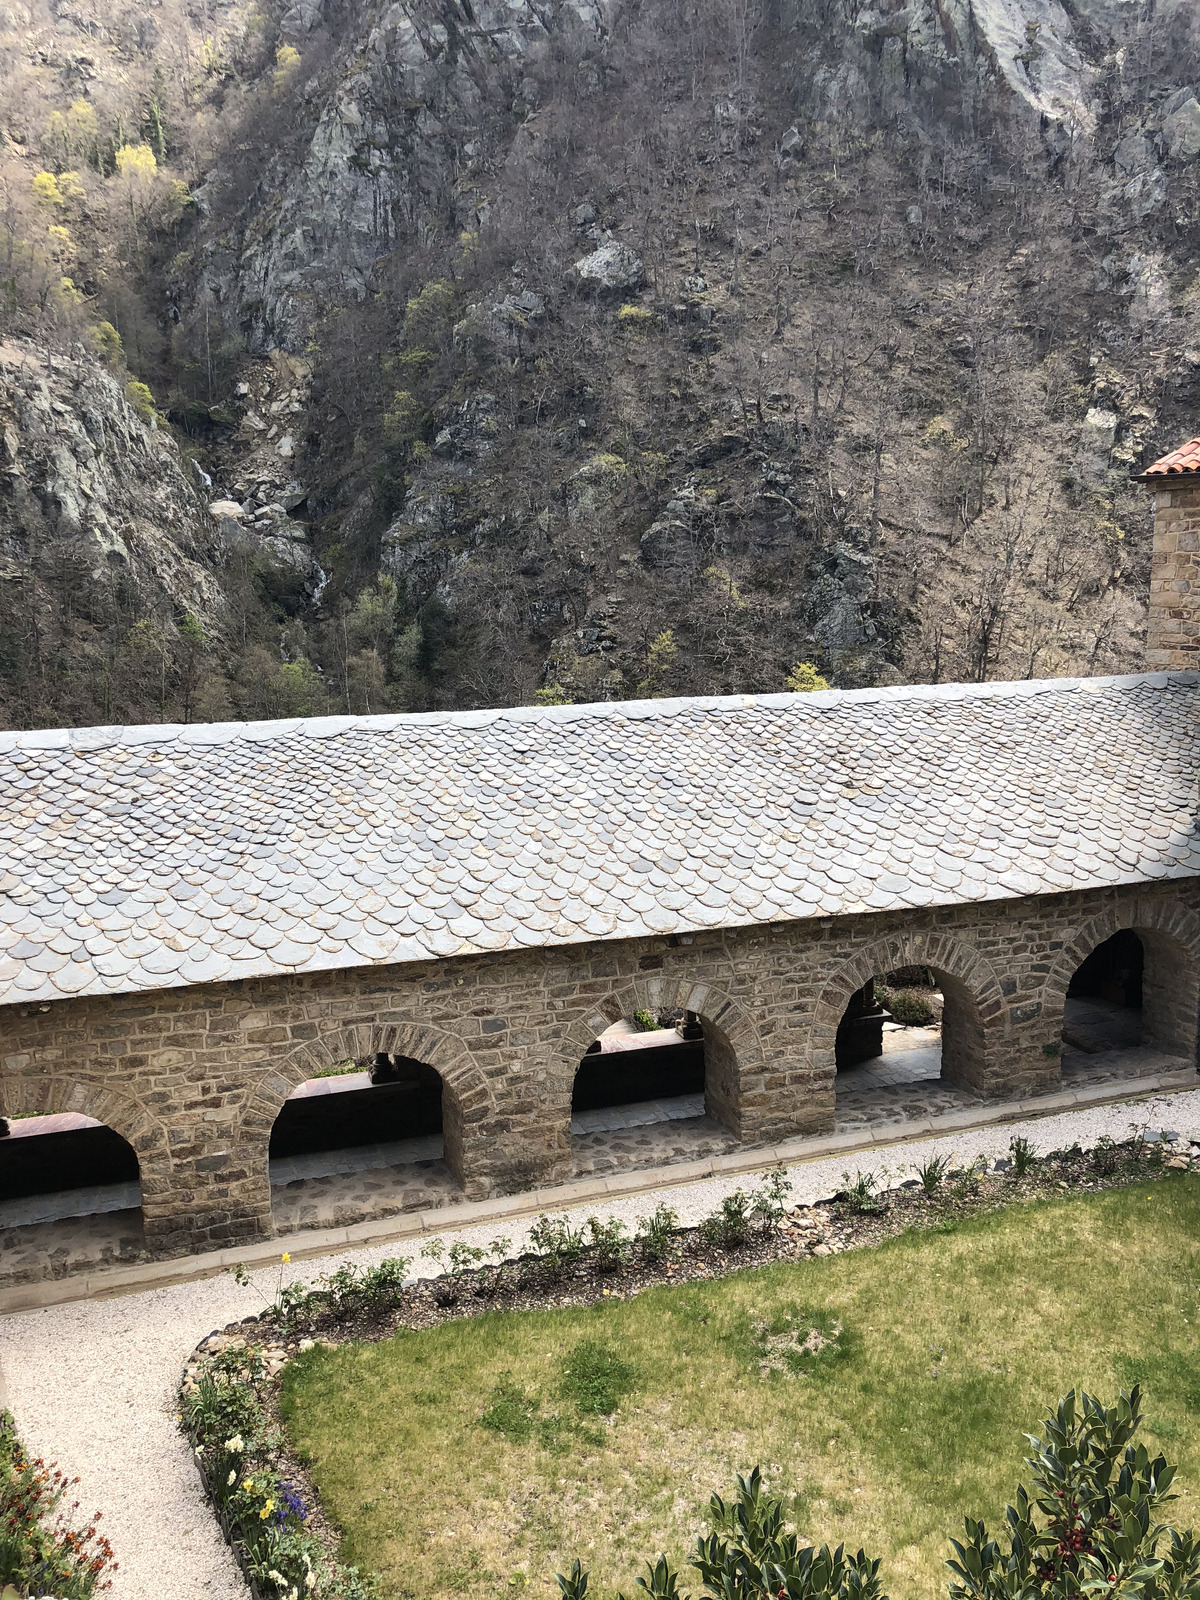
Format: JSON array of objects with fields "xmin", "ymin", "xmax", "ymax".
[
  {"xmin": 0, "ymin": 1409, "xmax": 116, "ymax": 1599},
  {"xmin": 181, "ymin": 1123, "xmax": 1197, "ymax": 1597},
  {"xmin": 179, "ymin": 1340, "xmax": 373, "ymax": 1600}
]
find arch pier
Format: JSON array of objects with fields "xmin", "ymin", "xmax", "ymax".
[{"xmin": 1, "ymin": 878, "xmax": 1197, "ymax": 1285}]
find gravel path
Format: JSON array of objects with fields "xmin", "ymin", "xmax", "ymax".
[{"xmin": 3, "ymin": 1087, "xmax": 1198, "ymax": 1600}]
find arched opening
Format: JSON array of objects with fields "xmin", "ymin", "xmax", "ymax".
[
  {"xmin": 1062, "ymin": 930, "xmax": 1145, "ymax": 1059},
  {"xmin": 570, "ymin": 1008, "xmax": 738, "ymax": 1174},
  {"xmin": 0, "ymin": 1108, "xmax": 144, "ymax": 1281},
  {"xmin": 834, "ymin": 964, "xmax": 985, "ymax": 1113},
  {"xmin": 267, "ymin": 1053, "xmax": 462, "ymax": 1233}
]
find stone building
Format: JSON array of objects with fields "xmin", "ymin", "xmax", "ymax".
[{"xmin": 1, "ymin": 438, "xmax": 1199, "ymax": 1280}]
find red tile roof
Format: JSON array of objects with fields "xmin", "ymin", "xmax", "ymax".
[{"xmin": 1135, "ymin": 434, "xmax": 1200, "ymax": 480}]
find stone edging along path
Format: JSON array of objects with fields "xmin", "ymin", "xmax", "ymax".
[
  {"xmin": 5, "ymin": 1082, "xmax": 1200, "ymax": 1600},
  {"xmin": 2, "ymin": 1061, "xmax": 1193, "ymax": 1317}
]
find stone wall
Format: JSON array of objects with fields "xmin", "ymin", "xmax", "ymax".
[
  {"xmin": 1147, "ymin": 481, "xmax": 1200, "ymax": 671},
  {"xmin": 1, "ymin": 880, "xmax": 1198, "ymax": 1256}
]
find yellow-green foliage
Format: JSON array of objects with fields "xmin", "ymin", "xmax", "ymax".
[
  {"xmin": 43, "ymin": 101, "xmax": 101, "ymax": 170},
  {"xmin": 91, "ymin": 321, "xmax": 124, "ymax": 364},
  {"xmin": 114, "ymin": 142, "xmax": 158, "ymax": 181},
  {"xmin": 924, "ymin": 414, "xmax": 969, "ymax": 452},
  {"xmin": 124, "ymin": 379, "xmax": 156, "ymax": 421},
  {"xmin": 31, "ymin": 171, "xmax": 64, "ymax": 207},
  {"xmin": 637, "ymin": 629, "xmax": 678, "ymax": 696},
  {"xmin": 533, "ymin": 683, "xmax": 572, "ymax": 705},
  {"xmin": 579, "ymin": 452, "xmax": 627, "ymax": 478},
  {"xmin": 617, "ymin": 303, "xmax": 654, "ymax": 329},
  {"xmin": 273, "ymin": 44, "xmax": 301, "ymax": 89},
  {"xmin": 403, "ymin": 279, "xmax": 456, "ymax": 348},
  {"xmin": 703, "ymin": 562, "xmax": 744, "ymax": 606},
  {"xmin": 786, "ymin": 660, "xmax": 831, "ymax": 692},
  {"xmin": 280, "ymin": 1180, "xmax": 1200, "ymax": 1600},
  {"xmin": 382, "ymin": 389, "xmax": 421, "ymax": 445}
]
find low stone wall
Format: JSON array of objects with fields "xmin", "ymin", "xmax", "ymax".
[{"xmin": 1, "ymin": 879, "xmax": 1197, "ymax": 1257}]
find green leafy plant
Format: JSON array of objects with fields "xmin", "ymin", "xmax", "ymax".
[
  {"xmin": 636, "ymin": 1202, "xmax": 681, "ymax": 1265},
  {"xmin": 529, "ymin": 1213, "xmax": 588, "ymax": 1280},
  {"xmin": 880, "ymin": 987, "xmax": 936, "ymax": 1026},
  {"xmin": 422, "ymin": 1239, "xmax": 484, "ymax": 1303},
  {"xmin": 633, "ymin": 1009, "xmax": 660, "ymax": 1031},
  {"xmin": 1009, "ymin": 1135, "xmax": 1036, "ymax": 1178},
  {"xmin": 586, "ymin": 1215, "xmax": 632, "ymax": 1274},
  {"xmin": 1093, "ymin": 1135, "xmax": 1121, "ymax": 1177},
  {"xmin": 751, "ymin": 1168, "xmax": 794, "ymax": 1233},
  {"xmin": 947, "ymin": 1386, "xmax": 1200, "ymax": 1600},
  {"xmin": 917, "ymin": 1153, "xmax": 952, "ymax": 1194},
  {"xmin": 701, "ymin": 1189, "xmax": 757, "ymax": 1249},
  {"xmin": 837, "ymin": 1170, "xmax": 886, "ymax": 1214},
  {"xmin": 561, "ymin": 1466, "xmax": 884, "ymax": 1600},
  {"xmin": 481, "ymin": 1376, "xmax": 541, "ymax": 1442}
]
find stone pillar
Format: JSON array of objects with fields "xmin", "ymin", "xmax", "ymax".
[{"xmin": 1139, "ymin": 477, "xmax": 1200, "ymax": 671}]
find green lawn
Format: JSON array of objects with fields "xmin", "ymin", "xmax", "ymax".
[{"xmin": 279, "ymin": 1178, "xmax": 1200, "ymax": 1600}]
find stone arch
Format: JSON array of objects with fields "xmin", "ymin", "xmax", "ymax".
[
  {"xmin": 0, "ymin": 1071, "xmax": 170, "ymax": 1231},
  {"xmin": 243, "ymin": 1019, "xmax": 496, "ymax": 1198},
  {"xmin": 1044, "ymin": 900, "xmax": 1200, "ymax": 1063},
  {"xmin": 560, "ymin": 975, "xmax": 767, "ymax": 1140},
  {"xmin": 810, "ymin": 929, "xmax": 1009, "ymax": 1095}
]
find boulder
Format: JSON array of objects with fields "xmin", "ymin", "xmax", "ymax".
[
  {"xmin": 1162, "ymin": 89, "xmax": 1200, "ymax": 162},
  {"xmin": 208, "ymin": 499, "xmax": 245, "ymax": 519},
  {"xmin": 574, "ymin": 241, "xmax": 645, "ymax": 290}
]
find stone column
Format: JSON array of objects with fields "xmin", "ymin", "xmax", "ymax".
[{"xmin": 1141, "ymin": 478, "xmax": 1200, "ymax": 671}]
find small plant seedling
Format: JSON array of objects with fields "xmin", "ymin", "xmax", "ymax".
[
  {"xmin": 837, "ymin": 1170, "xmax": 885, "ymax": 1214},
  {"xmin": 916, "ymin": 1153, "xmax": 951, "ymax": 1193},
  {"xmin": 1009, "ymin": 1135, "xmax": 1036, "ymax": 1177}
]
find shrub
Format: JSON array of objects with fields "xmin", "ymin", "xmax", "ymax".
[
  {"xmin": 123, "ymin": 379, "xmax": 156, "ymax": 422},
  {"xmin": 557, "ymin": 1389, "xmax": 1193, "ymax": 1600},
  {"xmin": 700, "ymin": 1189, "xmax": 756, "ymax": 1250},
  {"xmin": 881, "ymin": 987, "xmax": 936, "ymax": 1026},
  {"xmin": 586, "ymin": 1215, "xmax": 632, "ymax": 1274},
  {"xmin": 529, "ymin": 1213, "xmax": 587, "ymax": 1279},
  {"xmin": 786, "ymin": 660, "xmax": 831, "ymax": 693},
  {"xmin": 0, "ymin": 1409, "xmax": 116, "ymax": 1597},
  {"xmin": 948, "ymin": 1386, "xmax": 1199, "ymax": 1600},
  {"xmin": 559, "ymin": 1465, "xmax": 883, "ymax": 1600},
  {"xmin": 635, "ymin": 1202, "xmax": 680, "ymax": 1265}
]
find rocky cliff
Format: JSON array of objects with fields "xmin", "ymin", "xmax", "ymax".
[{"xmin": 0, "ymin": 0, "xmax": 1197, "ymax": 725}]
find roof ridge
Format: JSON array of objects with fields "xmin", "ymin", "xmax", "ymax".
[{"xmin": 2, "ymin": 670, "xmax": 1197, "ymax": 753}]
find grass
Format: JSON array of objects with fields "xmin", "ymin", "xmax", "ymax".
[{"xmin": 279, "ymin": 1176, "xmax": 1200, "ymax": 1600}]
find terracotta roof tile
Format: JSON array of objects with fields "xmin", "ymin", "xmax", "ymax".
[{"xmin": 1135, "ymin": 434, "xmax": 1200, "ymax": 479}]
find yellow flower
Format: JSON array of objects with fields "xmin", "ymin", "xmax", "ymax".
[
  {"xmin": 281, "ymin": 1252, "xmax": 291, "ymax": 1263},
  {"xmin": 243, "ymin": 1478, "xmax": 254, "ymax": 1492},
  {"xmin": 260, "ymin": 1498, "xmax": 275, "ymax": 1519}
]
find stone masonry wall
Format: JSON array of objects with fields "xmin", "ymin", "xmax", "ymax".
[
  {"xmin": 1147, "ymin": 482, "xmax": 1200, "ymax": 671},
  {"xmin": 1, "ymin": 880, "xmax": 1198, "ymax": 1257}
]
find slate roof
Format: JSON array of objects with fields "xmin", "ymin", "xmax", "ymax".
[
  {"xmin": 1136, "ymin": 435, "xmax": 1200, "ymax": 479},
  {"xmin": 0, "ymin": 672, "xmax": 1198, "ymax": 1010}
]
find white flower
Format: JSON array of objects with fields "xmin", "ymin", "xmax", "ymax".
[
  {"xmin": 227, "ymin": 1470, "xmax": 237, "ymax": 1487},
  {"xmin": 194, "ymin": 1445, "xmax": 204, "ymax": 1457},
  {"xmin": 266, "ymin": 1573, "xmax": 285, "ymax": 1587},
  {"xmin": 224, "ymin": 1434, "xmax": 244, "ymax": 1453}
]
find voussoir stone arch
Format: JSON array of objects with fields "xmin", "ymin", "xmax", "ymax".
[
  {"xmin": 1044, "ymin": 899, "xmax": 1200, "ymax": 1063},
  {"xmin": 559, "ymin": 973, "xmax": 767, "ymax": 1141},
  {"xmin": 0, "ymin": 1070, "xmax": 167, "ymax": 1161},
  {"xmin": 0, "ymin": 1069, "xmax": 176, "ymax": 1237},
  {"xmin": 810, "ymin": 929, "xmax": 1009, "ymax": 1095},
  {"xmin": 243, "ymin": 1018, "xmax": 495, "ymax": 1198}
]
